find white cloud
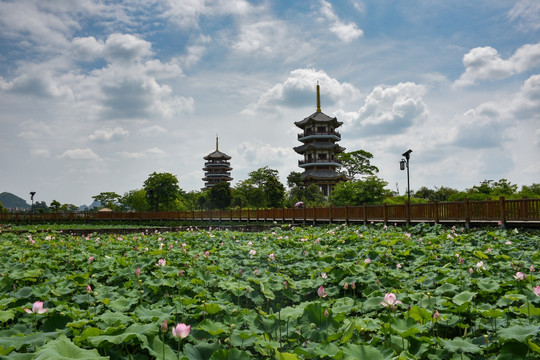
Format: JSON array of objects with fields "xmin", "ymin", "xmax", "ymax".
[
  {"xmin": 18, "ymin": 120, "xmax": 54, "ymax": 140},
  {"xmin": 244, "ymin": 68, "xmax": 360, "ymax": 114},
  {"xmin": 59, "ymin": 148, "xmax": 100, "ymax": 160},
  {"xmin": 319, "ymin": 0, "xmax": 363, "ymax": 43},
  {"xmin": 89, "ymin": 127, "xmax": 129, "ymax": 142},
  {"xmin": 30, "ymin": 149, "xmax": 50, "ymax": 158},
  {"xmin": 138, "ymin": 125, "xmax": 168, "ymax": 136},
  {"xmin": 162, "ymin": 0, "xmax": 255, "ymax": 28},
  {"xmin": 451, "ymin": 105, "xmax": 509, "ymax": 149},
  {"xmin": 455, "ymin": 42, "xmax": 540, "ymax": 87},
  {"xmin": 508, "ymin": 0, "xmax": 540, "ymax": 31},
  {"xmin": 344, "ymin": 82, "xmax": 428, "ymax": 136},
  {"xmin": 117, "ymin": 148, "xmax": 165, "ymax": 159},
  {"xmin": 510, "ymin": 73, "xmax": 540, "ymax": 120}
]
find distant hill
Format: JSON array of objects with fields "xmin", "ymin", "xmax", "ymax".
[{"xmin": 0, "ymin": 192, "xmax": 30, "ymax": 210}]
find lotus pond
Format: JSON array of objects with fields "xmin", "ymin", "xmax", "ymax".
[{"xmin": 0, "ymin": 223, "xmax": 538, "ymax": 359}]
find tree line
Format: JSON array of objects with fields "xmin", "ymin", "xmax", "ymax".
[{"xmin": 3, "ymin": 150, "xmax": 538, "ymax": 213}]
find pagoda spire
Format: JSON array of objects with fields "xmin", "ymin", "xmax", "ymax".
[
  {"xmin": 316, "ymin": 81, "xmax": 321, "ymax": 112},
  {"xmin": 216, "ymin": 134, "xmax": 219, "ymax": 151}
]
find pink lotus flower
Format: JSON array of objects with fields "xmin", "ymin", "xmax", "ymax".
[
  {"xmin": 268, "ymin": 253, "xmax": 275, "ymax": 260},
  {"xmin": 396, "ymin": 263, "xmax": 402, "ymax": 269},
  {"xmin": 317, "ymin": 286, "xmax": 328, "ymax": 298},
  {"xmin": 534, "ymin": 286, "xmax": 540, "ymax": 296},
  {"xmin": 343, "ymin": 282, "xmax": 349, "ymax": 290},
  {"xmin": 88, "ymin": 256, "xmax": 94, "ymax": 263},
  {"xmin": 514, "ymin": 271, "xmax": 526, "ymax": 281},
  {"xmin": 321, "ymin": 272, "xmax": 327, "ymax": 279},
  {"xmin": 249, "ymin": 249, "xmax": 256, "ymax": 256},
  {"xmin": 324, "ymin": 309, "xmax": 329, "ymax": 318},
  {"xmin": 380, "ymin": 293, "xmax": 402, "ymax": 308},
  {"xmin": 364, "ymin": 258, "xmax": 371, "ymax": 264},
  {"xmin": 171, "ymin": 323, "xmax": 190, "ymax": 338},
  {"xmin": 135, "ymin": 267, "xmax": 141, "ymax": 278},
  {"xmin": 432, "ymin": 310, "xmax": 441, "ymax": 319},
  {"xmin": 24, "ymin": 301, "xmax": 48, "ymax": 314},
  {"xmin": 351, "ymin": 282, "xmax": 356, "ymax": 290},
  {"xmin": 156, "ymin": 259, "xmax": 166, "ymax": 266},
  {"xmin": 86, "ymin": 284, "xmax": 92, "ymax": 293}
]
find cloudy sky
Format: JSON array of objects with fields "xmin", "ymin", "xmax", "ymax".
[{"xmin": 1, "ymin": 0, "xmax": 539, "ymax": 206}]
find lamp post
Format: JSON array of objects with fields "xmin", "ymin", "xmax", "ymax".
[
  {"xmin": 30, "ymin": 192, "xmax": 36, "ymax": 214},
  {"xmin": 400, "ymin": 150, "xmax": 412, "ymax": 202}
]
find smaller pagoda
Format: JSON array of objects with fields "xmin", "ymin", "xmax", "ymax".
[{"xmin": 202, "ymin": 136, "xmax": 233, "ymax": 190}]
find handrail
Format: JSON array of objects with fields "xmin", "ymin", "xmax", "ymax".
[{"xmin": 1, "ymin": 197, "xmax": 539, "ymax": 226}]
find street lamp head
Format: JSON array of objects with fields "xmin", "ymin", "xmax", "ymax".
[
  {"xmin": 400, "ymin": 159, "xmax": 406, "ymax": 171},
  {"xmin": 402, "ymin": 149, "xmax": 412, "ymax": 160},
  {"xmin": 30, "ymin": 192, "xmax": 36, "ymax": 200}
]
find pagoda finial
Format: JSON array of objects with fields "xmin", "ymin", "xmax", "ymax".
[
  {"xmin": 216, "ymin": 134, "xmax": 219, "ymax": 151},
  {"xmin": 316, "ymin": 81, "xmax": 321, "ymax": 112}
]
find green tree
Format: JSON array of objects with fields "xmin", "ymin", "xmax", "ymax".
[
  {"xmin": 519, "ymin": 183, "xmax": 540, "ymax": 198},
  {"xmin": 264, "ymin": 176, "xmax": 286, "ymax": 208},
  {"xmin": 330, "ymin": 176, "xmax": 388, "ymax": 205},
  {"xmin": 92, "ymin": 192, "xmax": 121, "ymax": 210},
  {"xmin": 336, "ymin": 150, "xmax": 379, "ymax": 179},
  {"xmin": 209, "ymin": 182, "xmax": 232, "ymax": 209},
  {"xmin": 60, "ymin": 204, "xmax": 78, "ymax": 213},
  {"xmin": 287, "ymin": 171, "xmax": 304, "ymax": 188},
  {"xmin": 49, "ymin": 200, "xmax": 61, "ymax": 213},
  {"xmin": 33, "ymin": 201, "xmax": 49, "ymax": 213},
  {"xmin": 0, "ymin": 201, "xmax": 7, "ymax": 214},
  {"xmin": 120, "ymin": 189, "xmax": 148, "ymax": 212},
  {"xmin": 491, "ymin": 179, "xmax": 518, "ymax": 196},
  {"xmin": 143, "ymin": 172, "xmax": 181, "ymax": 211}
]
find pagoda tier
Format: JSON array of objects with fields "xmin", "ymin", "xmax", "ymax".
[
  {"xmin": 294, "ymin": 83, "xmax": 347, "ymax": 196},
  {"xmin": 202, "ymin": 136, "xmax": 233, "ymax": 190}
]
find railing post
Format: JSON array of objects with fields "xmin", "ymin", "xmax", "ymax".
[
  {"xmin": 303, "ymin": 206, "xmax": 306, "ymax": 225},
  {"xmin": 363, "ymin": 203, "xmax": 367, "ymax": 225},
  {"xmin": 329, "ymin": 206, "xmax": 333, "ymax": 224},
  {"xmin": 282, "ymin": 207, "xmax": 285, "ymax": 224},
  {"xmin": 345, "ymin": 205, "xmax": 349, "ymax": 225},
  {"xmin": 499, "ymin": 196, "xmax": 506, "ymax": 228},
  {"xmin": 406, "ymin": 201, "xmax": 411, "ymax": 225},
  {"xmin": 464, "ymin": 198, "xmax": 470, "ymax": 229},
  {"xmin": 383, "ymin": 202, "xmax": 387, "ymax": 225},
  {"xmin": 313, "ymin": 206, "xmax": 317, "ymax": 225},
  {"xmin": 433, "ymin": 201, "xmax": 439, "ymax": 224},
  {"xmin": 292, "ymin": 207, "xmax": 295, "ymax": 224}
]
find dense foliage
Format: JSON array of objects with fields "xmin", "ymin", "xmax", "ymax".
[{"xmin": 0, "ymin": 224, "xmax": 538, "ymax": 359}]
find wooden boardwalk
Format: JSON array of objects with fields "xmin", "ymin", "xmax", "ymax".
[{"xmin": 2, "ymin": 197, "xmax": 539, "ymax": 228}]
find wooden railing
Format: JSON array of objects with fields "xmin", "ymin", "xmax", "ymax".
[{"xmin": 1, "ymin": 197, "xmax": 539, "ymax": 226}]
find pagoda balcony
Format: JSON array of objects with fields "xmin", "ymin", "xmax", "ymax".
[
  {"xmin": 298, "ymin": 158, "xmax": 342, "ymax": 167},
  {"xmin": 204, "ymin": 172, "xmax": 232, "ymax": 177},
  {"xmin": 298, "ymin": 130, "xmax": 341, "ymax": 141},
  {"xmin": 204, "ymin": 162, "xmax": 231, "ymax": 167}
]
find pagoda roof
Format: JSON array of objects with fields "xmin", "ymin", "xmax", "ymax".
[
  {"xmin": 294, "ymin": 142, "xmax": 345, "ymax": 154},
  {"xmin": 294, "ymin": 111, "xmax": 343, "ymax": 128},
  {"xmin": 301, "ymin": 169, "xmax": 348, "ymax": 181},
  {"xmin": 204, "ymin": 150, "xmax": 231, "ymax": 160}
]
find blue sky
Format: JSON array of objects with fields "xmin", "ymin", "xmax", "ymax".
[{"xmin": 1, "ymin": 0, "xmax": 539, "ymax": 205}]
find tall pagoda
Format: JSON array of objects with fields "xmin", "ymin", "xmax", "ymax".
[
  {"xmin": 294, "ymin": 83, "xmax": 348, "ymax": 196},
  {"xmin": 202, "ymin": 136, "xmax": 233, "ymax": 190}
]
